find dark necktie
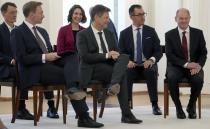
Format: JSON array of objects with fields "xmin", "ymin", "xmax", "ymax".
[
  {"xmin": 136, "ymin": 28, "xmax": 142, "ymax": 64},
  {"xmin": 32, "ymin": 26, "xmax": 48, "ymax": 53},
  {"xmin": 181, "ymin": 31, "xmax": 188, "ymax": 60},
  {"xmin": 98, "ymin": 32, "xmax": 107, "ymax": 53}
]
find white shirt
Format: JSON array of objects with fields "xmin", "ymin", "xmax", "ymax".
[
  {"xmin": 4, "ymin": 22, "xmax": 15, "ymax": 32},
  {"xmin": 132, "ymin": 25, "xmax": 156, "ymax": 63},
  {"xmin": 91, "ymin": 24, "xmax": 109, "ymax": 54},
  {"xmin": 24, "ymin": 20, "xmax": 48, "ymax": 63}
]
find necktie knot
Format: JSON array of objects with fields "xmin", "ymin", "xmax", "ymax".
[
  {"xmin": 182, "ymin": 31, "xmax": 186, "ymax": 35},
  {"xmin": 98, "ymin": 32, "xmax": 102, "ymax": 35},
  {"xmin": 136, "ymin": 28, "xmax": 141, "ymax": 31}
]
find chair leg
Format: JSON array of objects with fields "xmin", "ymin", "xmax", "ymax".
[
  {"xmin": 11, "ymin": 86, "xmax": 16, "ymax": 119},
  {"xmin": 166, "ymin": 85, "xmax": 169, "ymax": 116},
  {"xmin": 99, "ymin": 89, "xmax": 106, "ymax": 118},
  {"xmin": 11, "ymin": 89, "xmax": 20, "ymax": 123},
  {"xmin": 164, "ymin": 83, "xmax": 169, "ymax": 118},
  {"xmin": 62, "ymin": 88, "xmax": 67, "ymax": 124},
  {"xmin": 33, "ymin": 90, "xmax": 38, "ymax": 126},
  {"xmin": 92, "ymin": 87, "xmax": 97, "ymax": 121},
  {"xmin": 56, "ymin": 90, "xmax": 60, "ymax": 112},
  {"xmin": 38, "ymin": 91, "xmax": 44, "ymax": 122},
  {"xmin": 198, "ymin": 94, "xmax": 201, "ymax": 119}
]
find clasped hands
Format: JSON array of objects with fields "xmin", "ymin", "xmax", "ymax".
[
  {"xmin": 186, "ymin": 62, "xmax": 201, "ymax": 75},
  {"xmin": 107, "ymin": 51, "xmax": 120, "ymax": 60},
  {"xmin": 127, "ymin": 59, "xmax": 154, "ymax": 69},
  {"xmin": 45, "ymin": 52, "xmax": 61, "ymax": 61}
]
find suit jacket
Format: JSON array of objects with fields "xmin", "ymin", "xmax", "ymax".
[
  {"xmin": 10, "ymin": 22, "xmax": 53, "ymax": 89},
  {"xmin": 56, "ymin": 24, "xmax": 85, "ymax": 55},
  {"xmin": 119, "ymin": 25, "xmax": 162, "ymax": 63},
  {"xmin": 0, "ymin": 22, "xmax": 13, "ymax": 78},
  {"xmin": 165, "ymin": 27, "xmax": 207, "ymax": 68},
  {"xmin": 76, "ymin": 26, "xmax": 118, "ymax": 87}
]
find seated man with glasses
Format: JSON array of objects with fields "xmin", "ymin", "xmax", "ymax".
[{"xmin": 119, "ymin": 4, "xmax": 163, "ymax": 115}]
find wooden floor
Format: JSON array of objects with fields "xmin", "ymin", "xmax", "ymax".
[{"xmin": 0, "ymin": 92, "xmax": 210, "ymax": 114}]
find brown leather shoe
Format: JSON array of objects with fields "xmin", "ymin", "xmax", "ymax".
[{"xmin": 0, "ymin": 119, "xmax": 8, "ymax": 129}]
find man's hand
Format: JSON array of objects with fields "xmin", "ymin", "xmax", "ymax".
[
  {"xmin": 127, "ymin": 61, "xmax": 137, "ymax": 68},
  {"xmin": 11, "ymin": 59, "xmax": 16, "ymax": 66},
  {"xmin": 187, "ymin": 62, "xmax": 200, "ymax": 69},
  {"xmin": 108, "ymin": 51, "xmax": 120, "ymax": 60},
  {"xmin": 45, "ymin": 52, "xmax": 61, "ymax": 62},
  {"xmin": 190, "ymin": 65, "xmax": 201, "ymax": 75},
  {"xmin": 143, "ymin": 59, "xmax": 154, "ymax": 69}
]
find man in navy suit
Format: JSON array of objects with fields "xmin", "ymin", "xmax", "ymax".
[
  {"xmin": 0, "ymin": 2, "xmax": 34, "ymax": 120},
  {"xmin": 11, "ymin": 1, "xmax": 103, "ymax": 128},
  {"xmin": 119, "ymin": 4, "xmax": 162, "ymax": 115},
  {"xmin": 165, "ymin": 8, "xmax": 207, "ymax": 119}
]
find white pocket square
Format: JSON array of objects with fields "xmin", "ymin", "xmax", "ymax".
[{"xmin": 145, "ymin": 37, "xmax": 151, "ymax": 39}]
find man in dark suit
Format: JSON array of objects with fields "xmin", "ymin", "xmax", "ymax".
[
  {"xmin": 0, "ymin": 2, "xmax": 34, "ymax": 120},
  {"xmin": 119, "ymin": 4, "xmax": 162, "ymax": 115},
  {"xmin": 11, "ymin": 1, "xmax": 103, "ymax": 128},
  {"xmin": 77, "ymin": 4, "xmax": 142, "ymax": 124},
  {"xmin": 165, "ymin": 8, "xmax": 207, "ymax": 119}
]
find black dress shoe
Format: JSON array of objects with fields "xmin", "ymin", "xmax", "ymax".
[
  {"xmin": 47, "ymin": 107, "xmax": 59, "ymax": 119},
  {"xmin": 16, "ymin": 108, "xmax": 34, "ymax": 120},
  {"xmin": 186, "ymin": 106, "xmax": 197, "ymax": 119},
  {"xmin": 176, "ymin": 109, "xmax": 186, "ymax": 119},
  {"xmin": 78, "ymin": 116, "xmax": 104, "ymax": 128},
  {"xmin": 121, "ymin": 114, "xmax": 143, "ymax": 124},
  {"xmin": 152, "ymin": 106, "xmax": 162, "ymax": 115}
]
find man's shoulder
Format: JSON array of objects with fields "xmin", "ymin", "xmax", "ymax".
[
  {"xmin": 165, "ymin": 28, "xmax": 177, "ymax": 35},
  {"xmin": 190, "ymin": 26, "xmax": 203, "ymax": 33},
  {"xmin": 120, "ymin": 25, "xmax": 132, "ymax": 34},
  {"xmin": 143, "ymin": 25, "xmax": 155, "ymax": 30}
]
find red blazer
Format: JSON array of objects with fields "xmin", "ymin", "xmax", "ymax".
[{"xmin": 56, "ymin": 24, "xmax": 85, "ymax": 55}]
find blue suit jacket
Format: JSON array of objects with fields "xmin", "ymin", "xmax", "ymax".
[
  {"xmin": 10, "ymin": 22, "xmax": 53, "ymax": 89},
  {"xmin": 0, "ymin": 22, "xmax": 13, "ymax": 78},
  {"xmin": 118, "ymin": 25, "xmax": 162, "ymax": 63}
]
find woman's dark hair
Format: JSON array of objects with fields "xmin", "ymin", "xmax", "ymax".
[{"xmin": 67, "ymin": 5, "xmax": 87, "ymax": 23}]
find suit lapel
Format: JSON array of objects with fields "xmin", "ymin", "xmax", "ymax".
[
  {"xmin": 22, "ymin": 22, "xmax": 38, "ymax": 44},
  {"xmin": 189, "ymin": 27, "xmax": 195, "ymax": 59},
  {"xmin": 87, "ymin": 27, "xmax": 99, "ymax": 52},
  {"xmin": 128, "ymin": 26, "xmax": 134, "ymax": 54},
  {"xmin": 174, "ymin": 28, "xmax": 183, "ymax": 54}
]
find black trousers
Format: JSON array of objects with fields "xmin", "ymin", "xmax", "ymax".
[
  {"xmin": 166, "ymin": 65, "xmax": 204, "ymax": 109},
  {"xmin": 91, "ymin": 54, "xmax": 132, "ymax": 116},
  {"xmin": 39, "ymin": 58, "xmax": 89, "ymax": 118},
  {"xmin": 127, "ymin": 64, "xmax": 158, "ymax": 103}
]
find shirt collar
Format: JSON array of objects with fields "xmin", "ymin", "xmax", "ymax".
[
  {"xmin": 4, "ymin": 21, "xmax": 15, "ymax": 31},
  {"xmin": 178, "ymin": 26, "xmax": 190, "ymax": 34},
  {"xmin": 91, "ymin": 24, "xmax": 104, "ymax": 34},
  {"xmin": 24, "ymin": 20, "xmax": 36, "ymax": 29},
  {"xmin": 132, "ymin": 24, "xmax": 143, "ymax": 31}
]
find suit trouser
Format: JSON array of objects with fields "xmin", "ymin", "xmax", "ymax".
[
  {"xmin": 91, "ymin": 54, "xmax": 132, "ymax": 116},
  {"xmin": 54, "ymin": 53, "xmax": 80, "ymax": 89},
  {"xmin": 167, "ymin": 66, "xmax": 204, "ymax": 109},
  {"xmin": 40, "ymin": 61, "xmax": 89, "ymax": 117},
  {"xmin": 127, "ymin": 64, "xmax": 158, "ymax": 103}
]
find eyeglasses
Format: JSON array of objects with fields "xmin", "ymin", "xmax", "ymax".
[{"xmin": 131, "ymin": 13, "xmax": 147, "ymax": 17}]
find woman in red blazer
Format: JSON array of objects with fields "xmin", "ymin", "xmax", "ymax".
[{"xmin": 56, "ymin": 5, "xmax": 86, "ymax": 96}]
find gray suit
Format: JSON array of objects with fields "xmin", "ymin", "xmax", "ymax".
[{"xmin": 76, "ymin": 26, "xmax": 132, "ymax": 116}]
